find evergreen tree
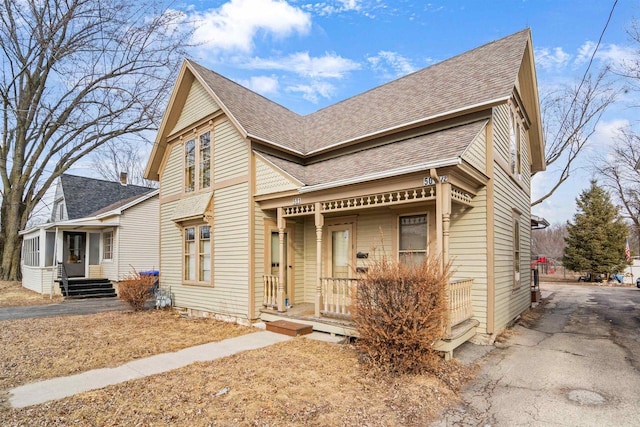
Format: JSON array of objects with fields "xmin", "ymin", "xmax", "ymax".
[{"xmin": 563, "ymin": 180, "xmax": 629, "ymax": 279}]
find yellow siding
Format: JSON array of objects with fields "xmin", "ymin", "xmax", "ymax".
[
  {"xmin": 212, "ymin": 183, "xmax": 250, "ymax": 318},
  {"xmin": 355, "ymin": 208, "xmax": 394, "ymax": 265},
  {"xmin": 160, "ymin": 142, "xmax": 183, "ymax": 198},
  {"xmin": 215, "ymin": 120, "xmax": 248, "ymax": 182},
  {"xmin": 492, "ymin": 105, "xmax": 532, "ymax": 333},
  {"xmin": 303, "ymin": 217, "xmax": 317, "ymax": 301},
  {"xmin": 159, "ymin": 200, "xmax": 182, "ymax": 297},
  {"xmin": 449, "ymin": 187, "xmax": 488, "ymax": 333},
  {"xmin": 171, "ymin": 79, "xmax": 220, "ymax": 135},
  {"xmin": 253, "ymin": 204, "xmax": 270, "ymax": 316},
  {"xmin": 461, "ymin": 123, "xmax": 487, "ymax": 173},
  {"xmin": 160, "ymin": 184, "xmax": 250, "ymax": 320},
  {"xmin": 255, "ymin": 156, "xmax": 299, "ymax": 195},
  {"xmin": 117, "ymin": 196, "xmax": 160, "ymax": 278},
  {"xmin": 293, "ymin": 220, "xmax": 305, "ymax": 303}
]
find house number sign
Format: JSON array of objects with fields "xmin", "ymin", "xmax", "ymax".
[
  {"xmin": 292, "ymin": 197, "xmax": 302, "ymax": 205},
  {"xmin": 423, "ymin": 175, "xmax": 448, "ymax": 186}
]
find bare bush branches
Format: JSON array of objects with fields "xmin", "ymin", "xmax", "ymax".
[{"xmin": 352, "ymin": 255, "xmax": 449, "ymax": 375}]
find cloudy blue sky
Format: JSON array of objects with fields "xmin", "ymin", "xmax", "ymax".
[
  {"xmin": 172, "ymin": 0, "xmax": 639, "ymax": 225},
  {"xmin": 66, "ymin": 0, "xmax": 639, "ymax": 225}
]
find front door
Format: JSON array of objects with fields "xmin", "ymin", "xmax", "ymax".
[
  {"xmin": 270, "ymin": 230, "xmax": 292, "ymax": 304},
  {"xmin": 327, "ymin": 224, "xmax": 353, "ymax": 278},
  {"xmin": 63, "ymin": 231, "xmax": 86, "ymax": 277}
]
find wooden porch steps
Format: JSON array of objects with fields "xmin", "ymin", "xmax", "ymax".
[
  {"xmin": 266, "ymin": 320, "xmax": 313, "ymax": 337},
  {"xmin": 434, "ymin": 318, "xmax": 480, "ymax": 360}
]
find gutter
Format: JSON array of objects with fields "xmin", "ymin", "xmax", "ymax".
[{"xmin": 298, "ymin": 157, "xmax": 462, "ymax": 194}]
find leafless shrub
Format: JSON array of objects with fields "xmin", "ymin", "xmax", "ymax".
[
  {"xmin": 118, "ymin": 271, "xmax": 155, "ymax": 311},
  {"xmin": 352, "ymin": 254, "xmax": 450, "ymax": 375}
]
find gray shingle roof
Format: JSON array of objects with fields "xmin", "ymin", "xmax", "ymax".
[
  {"xmin": 259, "ymin": 119, "xmax": 488, "ymax": 186},
  {"xmin": 59, "ymin": 174, "xmax": 154, "ymax": 220},
  {"xmin": 189, "ymin": 29, "xmax": 529, "ymax": 155}
]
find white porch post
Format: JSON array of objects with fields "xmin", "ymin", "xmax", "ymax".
[
  {"xmin": 277, "ymin": 207, "xmax": 286, "ymax": 312},
  {"xmin": 314, "ymin": 202, "xmax": 324, "ymax": 318}
]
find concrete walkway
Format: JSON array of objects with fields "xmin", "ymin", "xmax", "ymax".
[{"xmin": 9, "ymin": 330, "xmax": 294, "ymax": 408}]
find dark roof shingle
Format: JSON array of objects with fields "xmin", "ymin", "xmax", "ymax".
[{"xmin": 60, "ymin": 174, "xmax": 155, "ymax": 220}]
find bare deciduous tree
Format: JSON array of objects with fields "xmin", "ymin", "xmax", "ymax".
[
  {"xmin": 0, "ymin": 0, "xmax": 190, "ymax": 279},
  {"xmin": 533, "ymin": 69, "xmax": 618, "ymax": 206},
  {"xmin": 90, "ymin": 138, "xmax": 158, "ymax": 188},
  {"xmin": 531, "ymin": 223, "xmax": 568, "ymax": 261}
]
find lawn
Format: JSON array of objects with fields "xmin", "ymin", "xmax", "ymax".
[
  {"xmin": 0, "ymin": 281, "xmax": 473, "ymax": 425},
  {"xmin": 3, "ymin": 338, "xmax": 473, "ymax": 426},
  {"xmin": 0, "ymin": 281, "xmax": 63, "ymax": 307}
]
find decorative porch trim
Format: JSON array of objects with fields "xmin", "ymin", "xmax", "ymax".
[{"xmin": 282, "ymin": 185, "xmax": 473, "ymax": 218}]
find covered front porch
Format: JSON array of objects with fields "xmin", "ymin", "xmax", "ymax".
[{"xmin": 256, "ymin": 168, "xmax": 485, "ymax": 357}]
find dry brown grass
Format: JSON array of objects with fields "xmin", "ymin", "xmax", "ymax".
[
  {"xmin": 0, "ymin": 281, "xmax": 63, "ymax": 307},
  {"xmin": 0, "ymin": 310, "xmax": 252, "ymax": 392},
  {"xmin": 3, "ymin": 339, "xmax": 474, "ymax": 426}
]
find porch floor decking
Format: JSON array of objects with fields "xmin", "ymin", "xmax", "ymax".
[{"xmin": 259, "ymin": 302, "xmax": 479, "ymax": 360}]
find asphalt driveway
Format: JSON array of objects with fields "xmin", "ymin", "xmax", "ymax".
[
  {"xmin": 0, "ymin": 298, "xmax": 129, "ymax": 321},
  {"xmin": 434, "ymin": 283, "xmax": 640, "ymax": 426}
]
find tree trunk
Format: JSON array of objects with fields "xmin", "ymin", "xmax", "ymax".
[{"xmin": 0, "ymin": 188, "xmax": 27, "ymax": 281}]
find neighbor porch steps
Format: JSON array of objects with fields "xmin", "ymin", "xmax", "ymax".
[{"xmin": 58, "ymin": 278, "xmax": 117, "ymax": 299}]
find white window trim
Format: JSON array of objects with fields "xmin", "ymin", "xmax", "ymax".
[{"xmin": 102, "ymin": 230, "xmax": 114, "ymax": 261}]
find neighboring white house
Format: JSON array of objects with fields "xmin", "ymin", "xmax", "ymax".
[{"xmin": 20, "ymin": 174, "xmax": 159, "ymax": 296}]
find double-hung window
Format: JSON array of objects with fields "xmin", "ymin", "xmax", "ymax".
[
  {"xmin": 509, "ymin": 107, "xmax": 522, "ymax": 180},
  {"xmin": 22, "ymin": 236, "xmax": 40, "ymax": 266},
  {"xmin": 185, "ymin": 130, "xmax": 212, "ymax": 193},
  {"xmin": 184, "ymin": 225, "xmax": 211, "ymax": 284},
  {"xmin": 513, "ymin": 215, "xmax": 521, "ymax": 288},
  {"xmin": 103, "ymin": 231, "xmax": 113, "ymax": 260},
  {"xmin": 399, "ymin": 214, "xmax": 428, "ymax": 265}
]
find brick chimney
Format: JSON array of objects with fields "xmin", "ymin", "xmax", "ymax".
[{"xmin": 119, "ymin": 172, "xmax": 128, "ymax": 186}]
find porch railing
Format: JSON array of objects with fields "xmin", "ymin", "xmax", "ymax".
[
  {"xmin": 320, "ymin": 277, "xmax": 358, "ymax": 318},
  {"xmin": 449, "ymin": 278, "xmax": 474, "ymax": 327},
  {"xmin": 57, "ymin": 261, "xmax": 69, "ymax": 297},
  {"xmin": 262, "ymin": 274, "xmax": 278, "ymax": 309}
]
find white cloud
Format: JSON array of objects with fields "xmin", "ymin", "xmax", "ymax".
[
  {"xmin": 303, "ymin": 0, "xmax": 360, "ymax": 16},
  {"xmin": 238, "ymin": 75, "xmax": 280, "ymax": 95},
  {"xmin": 535, "ymin": 47, "xmax": 571, "ymax": 70},
  {"xmin": 246, "ymin": 52, "xmax": 361, "ymax": 78},
  {"xmin": 286, "ymin": 81, "xmax": 335, "ymax": 103},
  {"xmin": 589, "ymin": 118, "xmax": 630, "ymax": 148},
  {"xmin": 367, "ymin": 50, "xmax": 417, "ymax": 78},
  {"xmin": 191, "ymin": 0, "xmax": 310, "ymax": 52}
]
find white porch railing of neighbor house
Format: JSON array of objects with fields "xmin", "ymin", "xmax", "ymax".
[
  {"xmin": 262, "ymin": 274, "xmax": 278, "ymax": 309},
  {"xmin": 320, "ymin": 277, "xmax": 358, "ymax": 318},
  {"xmin": 449, "ymin": 278, "xmax": 474, "ymax": 326}
]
